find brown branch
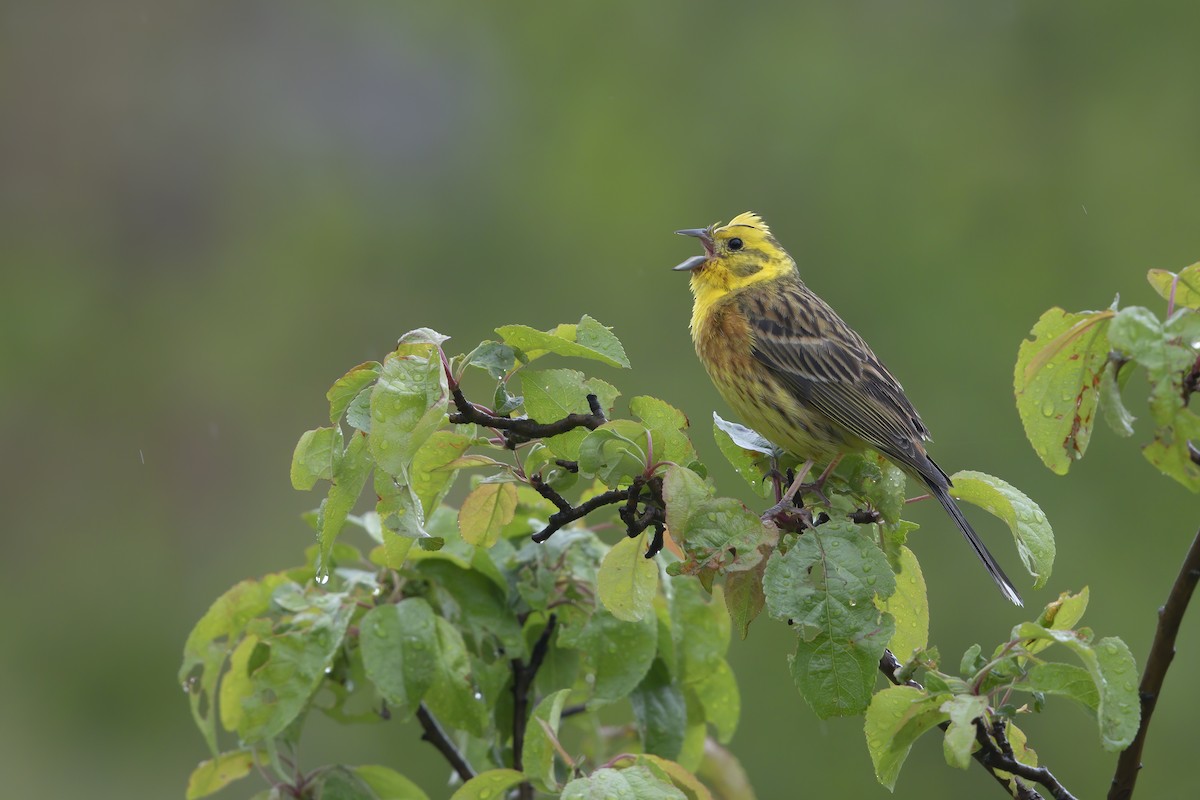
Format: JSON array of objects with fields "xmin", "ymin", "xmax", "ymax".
[
  {"xmin": 530, "ymin": 486, "xmax": 631, "ymax": 543},
  {"xmin": 1108, "ymin": 525, "xmax": 1200, "ymax": 800},
  {"xmin": 512, "ymin": 615, "xmax": 558, "ymax": 800},
  {"xmin": 448, "ymin": 385, "xmax": 605, "ymax": 446},
  {"xmin": 416, "ymin": 703, "xmax": 475, "ymax": 783},
  {"xmin": 974, "ymin": 720, "xmax": 1076, "ymax": 800},
  {"xmin": 877, "ymin": 649, "xmax": 1079, "ymax": 800}
]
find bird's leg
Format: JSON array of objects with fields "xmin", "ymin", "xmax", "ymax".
[
  {"xmin": 762, "ymin": 454, "xmax": 786, "ymax": 503},
  {"xmin": 761, "ymin": 460, "xmax": 815, "ymax": 527},
  {"xmin": 797, "ymin": 455, "xmax": 843, "ymax": 506}
]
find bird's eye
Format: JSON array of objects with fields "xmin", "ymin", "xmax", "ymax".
[{"xmin": 728, "ymin": 237, "xmax": 743, "ymax": 251}]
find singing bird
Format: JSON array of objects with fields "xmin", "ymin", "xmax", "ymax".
[{"xmin": 674, "ymin": 212, "xmax": 1021, "ymax": 606}]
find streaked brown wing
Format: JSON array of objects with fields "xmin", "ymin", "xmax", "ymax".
[{"xmin": 741, "ymin": 280, "xmax": 932, "ymax": 470}]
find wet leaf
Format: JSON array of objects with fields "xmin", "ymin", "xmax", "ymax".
[
  {"xmin": 949, "ymin": 470, "xmax": 1054, "ymax": 590},
  {"xmin": 864, "ymin": 686, "xmax": 950, "ymax": 790},
  {"xmin": 523, "ymin": 689, "xmax": 571, "ymax": 792},
  {"xmin": 496, "ymin": 314, "xmax": 630, "ymax": 368},
  {"xmin": 328, "ymin": 362, "xmax": 382, "ymax": 424},
  {"xmin": 598, "ymin": 533, "xmax": 659, "ymax": 622},
  {"xmin": 1147, "ymin": 262, "xmax": 1200, "ymax": 310},
  {"xmin": 186, "ymin": 750, "xmax": 254, "ymax": 799},
  {"xmin": 458, "ymin": 481, "xmax": 518, "ymax": 547},
  {"xmin": 448, "ymin": 770, "xmax": 527, "ymax": 800},
  {"xmin": 1014, "ymin": 307, "xmax": 1113, "ymax": 473},
  {"xmin": 764, "ymin": 520, "xmax": 896, "ymax": 717},
  {"xmin": 877, "ymin": 544, "xmax": 928, "ymax": 660},
  {"xmin": 291, "ymin": 426, "xmax": 342, "ymax": 490}
]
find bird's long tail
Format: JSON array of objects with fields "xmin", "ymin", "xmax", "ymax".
[{"xmin": 924, "ymin": 477, "xmax": 1023, "ymax": 607}]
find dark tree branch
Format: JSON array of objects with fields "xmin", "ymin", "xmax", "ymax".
[
  {"xmin": 973, "ymin": 720, "xmax": 1077, "ymax": 800},
  {"xmin": 877, "ymin": 649, "xmax": 1079, "ymax": 800},
  {"xmin": 512, "ymin": 615, "xmax": 558, "ymax": 800},
  {"xmin": 416, "ymin": 703, "xmax": 475, "ymax": 783},
  {"xmin": 529, "ymin": 473, "xmax": 666, "ymax": 556},
  {"xmin": 530, "ymin": 485, "xmax": 631, "ymax": 543},
  {"xmin": 1108, "ymin": 525, "xmax": 1200, "ymax": 800},
  {"xmin": 448, "ymin": 385, "xmax": 606, "ymax": 446}
]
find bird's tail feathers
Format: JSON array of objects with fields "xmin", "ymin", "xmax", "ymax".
[{"xmin": 927, "ymin": 480, "xmax": 1023, "ymax": 607}]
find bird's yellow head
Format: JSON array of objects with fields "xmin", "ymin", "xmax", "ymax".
[{"xmin": 673, "ymin": 212, "xmax": 796, "ymax": 323}]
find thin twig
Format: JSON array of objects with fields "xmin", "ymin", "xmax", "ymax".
[
  {"xmin": 416, "ymin": 703, "xmax": 475, "ymax": 783},
  {"xmin": 513, "ymin": 615, "xmax": 558, "ymax": 800},
  {"xmin": 1108, "ymin": 525, "xmax": 1200, "ymax": 800}
]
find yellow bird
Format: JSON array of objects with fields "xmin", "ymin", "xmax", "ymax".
[{"xmin": 674, "ymin": 212, "xmax": 1021, "ymax": 606}]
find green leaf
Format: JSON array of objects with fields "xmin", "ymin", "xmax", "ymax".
[
  {"xmin": 631, "ymin": 396, "xmax": 697, "ymax": 467},
  {"xmin": 692, "ymin": 660, "xmax": 740, "ymax": 743},
  {"xmin": 458, "ymin": 482, "xmax": 518, "ymax": 547},
  {"xmin": 561, "ymin": 766, "xmax": 686, "ymax": 800},
  {"xmin": 628, "ymin": 755, "xmax": 715, "ymax": 800},
  {"xmin": 723, "ymin": 566, "xmax": 766, "ymax": 640},
  {"xmin": 360, "ymin": 599, "xmax": 438, "ymax": 717},
  {"xmin": 671, "ymin": 579, "xmax": 731, "ymax": 681},
  {"xmin": 667, "ymin": 473, "xmax": 774, "ymax": 574},
  {"xmin": 763, "ymin": 520, "xmax": 897, "ymax": 717},
  {"xmin": 662, "ymin": 465, "xmax": 713, "ymax": 532},
  {"xmin": 1143, "ymin": 408, "xmax": 1200, "ymax": 491},
  {"xmin": 1022, "ymin": 663, "xmax": 1100, "ymax": 712},
  {"xmin": 463, "ymin": 341, "xmax": 518, "ymax": 380},
  {"xmin": 180, "ymin": 573, "xmax": 290, "ymax": 753},
  {"xmin": 409, "ymin": 431, "xmax": 473, "ymax": 516},
  {"xmin": 1147, "ymin": 263, "xmax": 1200, "ymax": 310},
  {"xmin": 562, "ymin": 606, "xmax": 658, "ymax": 707},
  {"xmin": 1099, "ymin": 358, "xmax": 1136, "ymax": 437},
  {"xmin": 693, "ymin": 742, "xmax": 756, "ymax": 800},
  {"xmin": 328, "ymin": 362, "xmax": 382, "ymax": 424},
  {"xmin": 417, "ymin": 560, "xmax": 526, "ymax": 657},
  {"xmin": 523, "ymin": 688, "xmax": 571, "ymax": 792},
  {"xmin": 520, "ymin": 368, "xmax": 616, "ymax": 459},
  {"xmin": 310, "ymin": 766, "xmax": 375, "ymax": 800},
  {"xmin": 352, "ymin": 766, "xmax": 431, "ymax": 800},
  {"xmin": 1011, "ymin": 623, "xmax": 1139, "ymax": 750},
  {"xmin": 578, "ymin": 421, "xmax": 649, "ymax": 487},
  {"xmin": 236, "ymin": 587, "xmax": 356, "ymax": 742},
  {"xmin": 1108, "ymin": 306, "xmax": 1195, "ymax": 425},
  {"xmin": 496, "ymin": 315, "xmax": 630, "ymax": 369},
  {"xmin": 317, "ymin": 432, "xmax": 373, "ymax": 579},
  {"xmin": 291, "ymin": 426, "xmax": 342, "ymax": 490},
  {"xmin": 864, "ymin": 685, "xmax": 951, "ymax": 790},
  {"xmin": 942, "ymin": 694, "xmax": 989, "ymax": 770},
  {"xmin": 598, "ymin": 533, "xmax": 659, "ymax": 622},
  {"xmin": 949, "ymin": 470, "xmax": 1054, "ymax": 590},
  {"xmin": 877, "ymin": 545, "xmax": 928, "ymax": 660},
  {"xmin": 712, "ymin": 413, "xmax": 775, "ymax": 498},
  {"xmin": 186, "ymin": 750, "xmax": 255, "ymax": 800},
  {"xmin": 370, "ymin": 350, "xmax": 448, "ymax": 477},
  {"xmin": 838, "ymin": 453, "xmax": 907, "ymax": 525},
  {"xmin": 630, "ymin": 659, "xmax": 687, "ymax": 759},
  {"xmin": 448, "ymin": 769, "xmax": 527, "ymax": 800},
  {"xmin": 1014, "ymin": 307, "xmax": 1113, "ymax": 473},
  {"xmin": 377, "ymin": 472, "xmax": 431, "ymax": 541},
  {"xmin": 423, "ymin": 616, "xmax": 488, "ymax": 736}
]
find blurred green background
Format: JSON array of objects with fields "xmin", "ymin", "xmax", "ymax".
[{"xmin": 4, "ymin": 1, "xmax": 1199, "ymax": 797}]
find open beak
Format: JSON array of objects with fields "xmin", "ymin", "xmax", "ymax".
[{"xmin": 673, "ymin": 227, "xmax": 713, "ymax": 272}]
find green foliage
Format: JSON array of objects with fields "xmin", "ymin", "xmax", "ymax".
[
  {"xmin": 949, "ymin": 470, "xmax": 1054, "ymax": 590},
  {"xmin": 864, "ymin": 589, "xmax": 1139, "ymax": 790},
  {"xmin": 1015, "ymin": 275, "xmax": 1200, "ymax": 490},
  {"xmin": 186, "ymin": 317, "xmax": 1137, "ymax": 799}
]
